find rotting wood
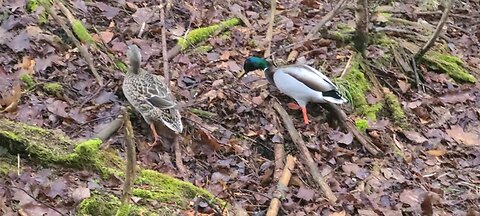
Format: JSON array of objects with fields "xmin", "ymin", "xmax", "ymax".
[
  {"xmin": 272, "ymin": 101, "xmax": 337, "ymax": 204},
  {"xmin": 266, "ymin": 155, "xmax": 296, "ymax": 216}
]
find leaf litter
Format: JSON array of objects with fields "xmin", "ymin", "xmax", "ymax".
[{"xmin": 0, "ymin": 0, "xmax": 479, "ymax": 215}]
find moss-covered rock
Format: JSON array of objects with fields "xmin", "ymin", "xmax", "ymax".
[{"xmin": 177, "ymin": 18, "xmax": 241, "ymax": 50}]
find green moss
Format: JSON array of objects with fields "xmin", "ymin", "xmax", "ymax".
[
  {"xmin": 355, "ymin": 119, "xmax": 369, "ymax": 132},
  {"xmin": 191, "ymin": 45, "xmax": 213, "ymax": 54},
  {"xmin": 335, "ymin": 56, "xmax": 383, "ymax": 120},
  {"xmin": 26, "ymin": 0, "xmax": 39, "ymax": 13},
  {"xmin": 135, "ymin": 169, "xmax": 226, "ymax": 208},
  {"xmin": 115, "ymin": 204, "xmax": 131, "ymax": 216},
  {"xmin": 177, "ymin": 18, "xmax": 241, "ymax": 50},
  {"xmin": 77, "ymin": 193, "xmax": 122, "ymax": 216},
  {"xmin": 43, "ymin": 82, "xmax": 62, "ymax": 94},
  {"xmin": 72, "ymin": 19, "xmax": 94, "ymax": 44},
  {"xmin": 0, "ymin": 152, "xmax": 17, "ymax": 175},
  {"xmin": 219, "ymin": 31, "xmax": 231, "ymax": 40},
  {"xmin": 384, "ymin": 92, "xmax": 408, "ymax": 128},
  {"xmin": 424, "ymin": 52, "xmax": 476, "ymax": 83},
  {"xmin": 20, "ymin": 74, "xmax": 35, "ymax": 88},
  {"xmin": 115, "ymin": 60, "xmax": 128, "ymax": 73},
  {"xmin": 373, "ymin": 34, "xmax": 396, "ymax": 47}
]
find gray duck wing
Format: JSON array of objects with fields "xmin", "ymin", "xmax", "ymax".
[
  {"xmin": 278, "ymin": 65, "xmax": 338, "ymax": 92},
  {"xmin": 142, "ymin": 74, "xmax": 177, "ymax": 109}
]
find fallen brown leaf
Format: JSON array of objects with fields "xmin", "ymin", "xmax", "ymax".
[{"xmin": 446, "ymin": 125, "xmax": 479, "ymax": 146}]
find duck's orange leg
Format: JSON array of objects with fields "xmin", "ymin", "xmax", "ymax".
[
  {"xmin": 301, "ymin": 106, "xmax": 310, "ymax": 125},
  {"xmin": 148, "ymin": 122, "xmax": 160, "ymax": 147}
]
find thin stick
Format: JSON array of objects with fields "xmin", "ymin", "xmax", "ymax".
[
  {"xmin": 267, "ymin": 0, "xmax": 348, "ymax": 58},
  {"xmin": 121, "ymin": 108, "xmax": 136, "ymax": 205},
  {"xmin": 266, "ymin": 155, "xmax": 296, "ymax": 216},
  {"xmin": 160, "ymin": 3, "xmax": 170, "ymax": 83},
  {"xmin": 305, "ymin": 0, "xmax": 349, "ymax": 41},
  {"xmin": 51, "ymin": 1, "xmax": 104, "ymax": 86},
  {"xmin": 264, "ymin": 0, "xmax": 276, "ymax": 58},
  {"xmin": 414, "ymin": 0, "xmax": 454, "ymax": 60},
  {"xmin": 271, "ymin": 107, "xmax": 285, "ymax": 181},
  {"xmin": 174, "ymin": 136, "xmax": 188, "ymax": 174},
  {"xmin": 272, "ymin": 101, "xmax": 337, "ymax": 204},
  {"xmin": 138, "ymin": 4, "xmax": 166, "ymax": 38}
]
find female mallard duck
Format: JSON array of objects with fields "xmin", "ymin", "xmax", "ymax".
[
  {"xmin": 239, "ymin": 56, "xmax": 347, "ymax": 125},
  {"xmin": 122, "ymin": 44, "xmax": 183, "ymax": 146}
]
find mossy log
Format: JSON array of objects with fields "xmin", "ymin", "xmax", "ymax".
[{"xmin": 0, "ymin": 118, "xmax": 226, "ymax": 215}]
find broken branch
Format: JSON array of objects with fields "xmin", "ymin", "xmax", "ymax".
[
  {"xmin": 266, "ymin": 155, "xmax": 296, "ymax": 216},
  {"xmin": 272, "ymin": 100, "xmax": 337, "ymax": 204},
  {"xmin": 414, "ymin": 0, "xmax": 454, "ymax": 60}
]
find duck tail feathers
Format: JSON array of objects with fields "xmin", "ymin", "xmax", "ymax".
[{"xmin": 323, "ymin": 90, "xmax": 348, "ymax": 104}]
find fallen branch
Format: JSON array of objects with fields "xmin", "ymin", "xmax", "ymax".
[
  {"xmin": 271, "ymin": 108, "xmax": 285, "ymax": 181},
  {"xmin": 264, "ymin": 0, "xmax": 276, "ymax": 58},
  {"xmin": 414, "ymin": 0, "xmax": 454, "ymax": 60},
  {"xmin": 322, "ymin": 103, "xmax": 382, "ymax": 156},
  {"xmin": 46, "ymin": 1, "xmax": 103, "ymax": 86},
  {"xmin": 119, "ymin": 108, "xmax": 136, "ymax": 214},
  {"xmin": 304, "ymin": 0, "xmax": 349, "ymax": 41},
  {"xmin": 266, "ymin": 155, "xmax": 296, "ymax": 216},
  {"xmin": 93, "ymin": 114, "xmax": 124, "ymax": 141},
  {"xmin": 272, "ymin": 101, "xmax": 337, "ymax": 204}
]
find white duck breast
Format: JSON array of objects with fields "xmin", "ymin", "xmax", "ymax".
[{"xmin": 273, "ymin": 65, "xmax": 346, "ymax": 105}]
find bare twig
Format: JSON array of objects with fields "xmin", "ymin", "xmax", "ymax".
[
  {"xmin": 271, "ymin": 108, "xmax": 285, "ymax": 181},
  {"xmin": 272, "ymin": 101, "xmax": 337, "ymax": 204},
  {"xmin": 174, "ymin": 136, "xmax": 188, "ymax": 174},
  {"xmin": 305, "ymin": 0, "xmax": 348, "ymax": 41},
  {"xmin": 120, "ymin": 108, "xmax": 136, "ymax": 205},
  {"xmin": 415, "ymin": 0, "xmax": 454, "ymax": 60},
  {"xmin": 264, "ymin": 0, "xmax": 276, "ymax": 58},
  {"xmin": 266, "ymin": 155, "xmax": 296, "ymax": 216},
  {"xmin": 267, "ymin": 0, "xmax": 348, "ymax": 58},
  {"xmin": 50, "ymin": 1, "xmax": 104, "ymax": 86},
  {"xmin": 160, "ymin": 4, "xmax": 170, "ymax": 83}
]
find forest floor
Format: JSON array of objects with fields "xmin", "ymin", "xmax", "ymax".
[{"xmin": 0, "ymin": 0, "xmax": 479, "ymax": 215}]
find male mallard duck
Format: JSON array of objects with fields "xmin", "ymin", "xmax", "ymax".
[
  {"xmin": 238, "ymin": 56, "xmax": 347, "ymax": 125},
  {"xmin": 122, "ymin": 44, "xmax": 183, "ymax": 146}
]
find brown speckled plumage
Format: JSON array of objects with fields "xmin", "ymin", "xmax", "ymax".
[{"xmin": 122, "ymin": 45, "xmax": 183, "ymax": 137}]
